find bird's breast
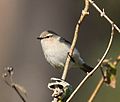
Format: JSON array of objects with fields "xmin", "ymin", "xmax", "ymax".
[{"xmin": 41, "ymin": 39, "xmax": 69, "ymax": 68}]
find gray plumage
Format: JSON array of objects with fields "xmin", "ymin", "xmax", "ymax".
[{"xmin": 37, "ymin": 30, "xmax": 93, "ymax": 73}]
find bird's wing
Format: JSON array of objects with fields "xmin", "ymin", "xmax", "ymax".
[{"xmin": 59, "ymin": 37, "xmax": 71, "ymax": 45}]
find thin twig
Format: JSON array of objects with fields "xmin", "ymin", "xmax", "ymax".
[
  {"xmin": 88, "ymin": 0, "xmax": 120, "ymax": 33},
  {"xmin": 88, "ymin": 55, "xmax": 120, "ymax": 102},
  {"xmin": 12, "ymin": 84, "xmax": 26, "ymax": 102},
  {"xmin": 88, "ymin": 77, "xmax": 104, "ymax": 102},
  {"xmin": 61, "ymin": 0, "xmax": 89, "ymax": 80},
  {"xmin": 66, "ymin": 24, "xmax": 115, "ymax": 102},
  {"xmin": 2, "ymin": 67, "xmax": 27, "ymax": 102}
]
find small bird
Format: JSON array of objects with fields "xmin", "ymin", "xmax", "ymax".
[{"xmin": 37, "ymin": 30, "xmax": 93, "ymax": 73}]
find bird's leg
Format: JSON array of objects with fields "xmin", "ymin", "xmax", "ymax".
[{"xmin": 67, "ymin": 52, "xmax": 75, "ymax": 63}]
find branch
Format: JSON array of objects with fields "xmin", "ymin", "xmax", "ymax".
[
  {"xmin": 88, "ymin": 55, "xmax": 120, "ymax": 102},
  {"xmin": 66, "ymin": 23, "xmax": 115, "ymax": 102},
  {"xmin": 12, "ymin": 84, "xmax": 26, "ymax": 102},
  {"xmin": 61, "ymin": 0, "xmax": 89, "ymax": 80},
  {"xmin": 2, "ymin": 67, "xmax": 27, "ymax": 102},
  {"xmin": 88, "ymin": 77, "xmax": 104, "ymax": 102},
  {"xmin": 49, "ymin": 1, "xmax": 90, "ymax": 101},
  {"xmin": 88, "ymin": 0, "xmax": 120, "ymax": 33}
]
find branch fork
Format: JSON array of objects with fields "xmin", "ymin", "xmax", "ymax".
[
  {"xmin": 2, "ymin": 67, "xmax": 27, "ymax": 102},
  {"xmin": 48, "ymin": 0, "xmax": 120, "ymax": 101}
]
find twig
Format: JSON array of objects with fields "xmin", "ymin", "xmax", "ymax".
[
  {"xmin": 88, "ymin": 77, "xmax": 104, "ymax": 102},
  {"xmin": 51, "ymin": 1, "xmax": 89, "ymax": 100},
  {"xmin": 12, "ymin": 84, "xmax": 26, "ymax": 102},
  {"xmin": 88, "ymin": 55, "xmax": 120, "ymax": 102},
  {"xmin": 2, "ymin": 67, "xmax": 27, "ymax": 102},
  {"xmin": 88, "ymin": 0, "xmax": 120, "ymax": 33},
  {"xmin": 66, "ymin": 23, "xmax": 115, "ymax": 102},
  {"xmin": 61, "ymin": 0, "xmax": 89, "ymax": 80}
]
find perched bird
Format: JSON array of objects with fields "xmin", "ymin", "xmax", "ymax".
[{"xmin": 37, "ymin": 30, "xmax": 93, "ymax": 73}]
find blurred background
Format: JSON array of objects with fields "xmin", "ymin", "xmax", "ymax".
[{"xmin": 0, "ymin": 0, "xmax": 120, "ymax": 102}]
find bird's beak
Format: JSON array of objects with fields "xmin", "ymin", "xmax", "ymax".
[{"xmin": 37, "ymin": 36, "xmax": 42, "ymax": 40}]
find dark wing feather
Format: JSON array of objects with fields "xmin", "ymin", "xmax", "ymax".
[{"xmin": 59, "ymin": 37, "xmax": 71, "ymax": 45}]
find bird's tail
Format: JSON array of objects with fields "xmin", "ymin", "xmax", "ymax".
[{"xmin": 81, "ymin": 63, "xmax": 93, "ymax": 73}]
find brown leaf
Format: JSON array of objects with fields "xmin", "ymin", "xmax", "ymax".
[
  {"xmin": 105, "ymin": 62, "xmax": 117, "ymax": 88},
  {"xmin": 13, "ymin": 83, "xmax": 27, "ymax": 98},
  {"xmin": 109, "ymin": 75, "xmax": 116, "ymax": 88}
]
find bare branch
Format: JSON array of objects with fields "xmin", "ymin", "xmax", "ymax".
[
  {"xmin": 88, "ymin": 54, "xmax": 120, "ymax": 102},
  {"xmin": 88, "ymin": 0, "xmax": 120, "ymax": 33},
  {"xmin": 88, "ymin": 77, "xmax": 104, "ymax": 102},
  {"xmin": 12, "ymin": 84, "xmax": 26, "ymax": 102},
  {"xmin": 2, "ymin": 67, "xmax": 27, "ymax": 102},
  {"xmin": 66, "ymin": 23, "xmax": 115, "ymax": 102},
  {"xmin": 61, "ymin": 0, "xmax": 89, "ymax": 80}
]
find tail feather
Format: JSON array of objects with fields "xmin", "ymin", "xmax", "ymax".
[{"xmin": 81, "ymin": 63, "xmax": 93, "ymax": 73}]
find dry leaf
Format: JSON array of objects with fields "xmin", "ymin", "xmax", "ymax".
[
  {"xmin": 105, "ymin": 62, "xmax": 117, "ymax": 88},
  {"xmin": 13, "ymin": 83, "xmax": 27, "ymax": 98}
]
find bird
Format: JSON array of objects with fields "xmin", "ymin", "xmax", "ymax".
[{"xmin": 37, "ymin": 30, "xmax": 93, "ymax": 73}]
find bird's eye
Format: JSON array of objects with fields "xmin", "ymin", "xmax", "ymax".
[
  {"xmin": 46, "ymin": 36, "xmax": 50, "ymax": 38},
  {"xmin": 45, "ymin": 35, "xmax": 53, "ymax": 39}
]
